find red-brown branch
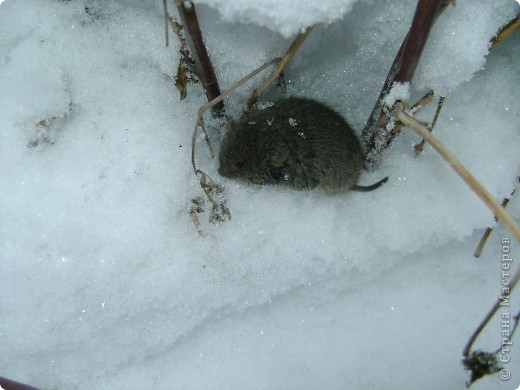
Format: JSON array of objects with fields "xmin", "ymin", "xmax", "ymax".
[
  {"xmin": 363, "ymin": 0, "xmax": 452, "ymax": 167},
  {"xmin": 0, "ymin": 376, "xmax": 39, "ymax": 390},
  {"xmin": 176, "ymin": 1, "xmax": 224, "ymax": 116}
]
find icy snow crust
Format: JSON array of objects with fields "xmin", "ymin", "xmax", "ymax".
[
  {"xmin": 0, "ymin": 0, "xmax": 519, "ymax": 388},
  {"xmin": 193, "ymin": 0, "xmax": 359, "ymax": 38}
]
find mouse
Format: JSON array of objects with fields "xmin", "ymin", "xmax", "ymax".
[{"xmin": 218, "ymin": 97, "xmax": 388, "ymax": 193}]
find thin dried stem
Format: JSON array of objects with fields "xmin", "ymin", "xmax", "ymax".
[
  {"xmin": 394, "ymin": 108, "xmax": 520, "ymax": 243},
  {"xmin": 393, "ymin": 108, "xmax": 520, "ymax": 367},
  {"xmin": 191, "ymin": 58, "xmax": 280, "ymax": 174},
  {"xmin": 176, "ymin": 0, "xmax": 224, "ymax": 116},
  {"xmin": 474, "ymin": 196, "xmax": 513, "ymax": 257},
  {"xmin": 163, "ymin": 0, "xmax": 170, "ymax": 47},
  {"xmin": 364, "ymin": 6, "xmax": 519, "ymax": 167},
  {"xmin": 412, "ymin": 89, "xmax": 435, "ymax": 108},
  {"xmin": 413, "ymin": 95, "xmax": 445, "ymax": 154},
  {"xmin": 189, "ymin": 58, "xmax": 280, "ymax": 231},
  {"xmin": 430, "ymin": 96, "xmax": 445, "ymax": 129},
  {"xmin": 473, "ymin": 228, "xmax": 493, "ymax": 258},
  {"xmin": 502, "ymin": 311, "xmax": 520, "ymax": 354},
  {"xmin": 389, "ymin": 90, "xmax": 435, "ymax": 136},
  {"xmin": 463, "ymin": 300, "xmax": 502, "ymax": 358},
  {"xmin": 363, "ymin": 0, "xmax": 452, "ymax": 167},
  {"xmin": 164, "ymin": 4, "xmax": 201, "ymax": 100},
  {"xmin": 188, "ymin": 197, "xmax": 206, "ymax": 236},
  {"xmin": 491, "ymin": 13, "xmax": 520, "ymax": 49},
  {"xmin": 463, "ymin": 275, "xmax": 520, "ymax": 358},
  {"xmin": 166, "ymin": 10, "xmax": 186, "ymax": 45},
  {"xmin": 247, "ymin": 26, "xmax": 314, "ymax": 108}
]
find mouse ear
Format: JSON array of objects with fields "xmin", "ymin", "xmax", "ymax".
[{"xmin": 269, "ymin": 143, "xmax": 289, "ymax": 167}]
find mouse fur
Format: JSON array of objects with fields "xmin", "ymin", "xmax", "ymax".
[{"xmin": 218, "ymin": 97, "xmax": 387, "ymax": 194}]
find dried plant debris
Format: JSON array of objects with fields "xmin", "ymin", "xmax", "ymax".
[
  {"xmin": 414, "ymin": 96, "xmax": 445, "ymax": 155},
  {"xmin": 163, "ymin": 2, "xmax": 198, "ymax": 100},
  {"xmin": 198, "ymin": 172, "xmax": 231, "ymax": 224},
  {"xmin": 188, "ymin": 196, "xmax": 206, "ymax": 236},
  {"xmin": 209, "ymin": 194, "xmax": 231, "ymax": 224},
  {"xmin": 462, "ymin": 350, "xmax": 502, "ymax": 388},
  {"xmin": 474, "ymin": 196, "xmax": 514, "ymax": 257},
  {"xmin": 171, "ymin": 17, "xmax": 199, "ymax": 100},
  {"xmin": 175, "ymin": 55, "xmax": 198, "ymax": 100},
  {"xmin": 189, "ymin": 172, "xmax": 231, "ymax": 235},
  {"xmin": 27, "ymin": 101, "xmax": 73, "ymax": 148},
  {"xmin": 462, "ymin": 309, "xmax": 520, "ymax": 387}
]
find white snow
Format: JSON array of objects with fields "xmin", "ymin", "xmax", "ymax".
[
  {"xmin": 383, "ymin": 81, "xmax": 411, "ymax": 108},
  {"xmin": 414, "ymin": 0, "xmax": 518, "ymax": 95},
  {"xmin": 0, "ymin": 0, "xmax": 519, "ymax": 389},
  {"xmin": 193, "ymin": 0, "xmax": 359, "ymax": 38}
]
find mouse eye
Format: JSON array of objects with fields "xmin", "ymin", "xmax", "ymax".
[{"xmin": 235, "ymin": 160, "xmax": 245, "ymax": 169}]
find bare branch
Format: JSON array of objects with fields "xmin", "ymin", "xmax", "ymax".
[
  {"xmin": 247, "ymin": 26, "xmax": 314, "ymax": 108},
  {"xmin": 0, "ymin": 376, "xmax": 39, "ymax": 390},
  {"xmin": 473, "ymin": 228, "xmax": 493, "ymax": 258},
  {"xmin": 393, "ymin": 108, "xmax": 520, "ymax": 386},
  {"xmin": 188, "ymin": 197, "xmax": 206, "ymax": 236},
  {"xmin": 413, "ymin": 95, "xmax": 445, "ymax": 154},
  {"xmin": 363, "ymin": 0, "xmax": 453, "ymax": 167},
  {"xmin": 412, "ymin": 89, "xmax": 435, "ymax": 108},
  {"xmin": 462, "ymin": 303, "xmax": 520, "ymax": 387},
  {"xmin": 393, "ymin": 108, "xmax": 520, "ymax": 244},
  {"xmin": 163, "ymin": 0, "xmax": 170, "ymax": 47},
  {"xmin": 474, "ymin": 194, "xmax": 515, "ymax": 257},
  {"xmin": 463, "ymin": 300, "xmax": 502, "ymax": 359},
  {"xmin": 191, "ymin": 58, "xmax": 280, "ymax": 175},
  {"xmin": 491, "ymin": 13, "xmax": 520, "ymax": 49},
  {"xmin": 176, "ymin": 0, "xmax": 224, "ymax": 116},
  {"xmin": 384, "ymin": 89, "xmax": 435, "ymax": 139},
  {"xmin": 189, "ymin": 59, "xmax": 280, "ymax": 230},
  {"xmin": 363, "ymin": 7, "xmax": 519, "ymax": 167}
]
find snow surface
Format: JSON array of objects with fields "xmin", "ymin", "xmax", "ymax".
[
  {"xmin": 193, "ymin": 0, "xmax": 359, "ymax": 38},
  {"xmin": 0, "ymin": 0, "xmax": 519, "ymax": 389}
]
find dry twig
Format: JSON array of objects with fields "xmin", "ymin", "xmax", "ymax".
[
  {"xmin": 164, "ymin": 0, "xmax": 199, "ymax": 100},
  {"xmin": 163, "ymin": 0, "xmax": 170, "ymax": 47},
  {"xmin": 363, "ymin": 0, "xmax": 452, "ymax": 167},
  {"xmin": 247, "ymin": 26, "xmax": 314, "ymax": 108},
  {"xmin": 383, "ymin": 89, "xmax": 435, "ymax": 140},
  {"xmin": 413, "ymin": 95, "xmax": 445, "ymax": 154},
  {"xmin": 393, "ymin": 108, "xmax": 520, "ymax": 243},
  {"xmin": 364, "ymin": 7, "xmax": 519, "ymax": 167},
  {"xmin": 474, "ymin": 193, "xmax": 516, "ymax": 258},
  {"xmin": 393, "ymin": 107, "xmax": 520, "ymax": 386},
  {"xmin": 191, "ymin": 58, "xmax": 280, "ymax": 175},
  {"xmin": 462, "ymin": 308, "xmax": 520, "ymax": 387},
  {"xmin": 491, "ymin": 13, "xmax": 520, "ymax": 49},
  {"xmin": 190, "ymin": 58, "xmax": 280, "ymax": 230},
  {"xmin": 175, "ymin": 0, "xmax": 224, "ymax": 116}
]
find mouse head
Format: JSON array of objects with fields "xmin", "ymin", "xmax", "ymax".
[{"xmin": 218, "ymin": 121, "xmax": 290, "ymax": 185}]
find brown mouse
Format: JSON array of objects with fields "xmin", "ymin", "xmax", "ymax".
[{"xmin": 218, "ymin": 97, "xmax": 388, "ymax": 193}]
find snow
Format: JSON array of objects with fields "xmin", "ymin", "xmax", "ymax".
[
  {"xmin": 193, "ymin": 0, "xmax": 359, "ymax": 38},
  {"xmin": 0, "ymin": 0, "xmax": 519, "ymax": 389},
  {"xmin": 383, "ymin": 81, "xmax": 410, "ymax": 108},
  {"xmin": 414, "ymin": 0, "xmax": 518, "ymax": 95}
]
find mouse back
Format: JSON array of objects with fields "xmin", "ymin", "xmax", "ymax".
[{"xmin": 219, "ymin": 97, "xmax": 366, "ymax": 193}]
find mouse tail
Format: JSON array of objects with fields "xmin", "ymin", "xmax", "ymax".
[{"xmin": 351, "ymin": 176, "xmax": 388, "ymax": 192}]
